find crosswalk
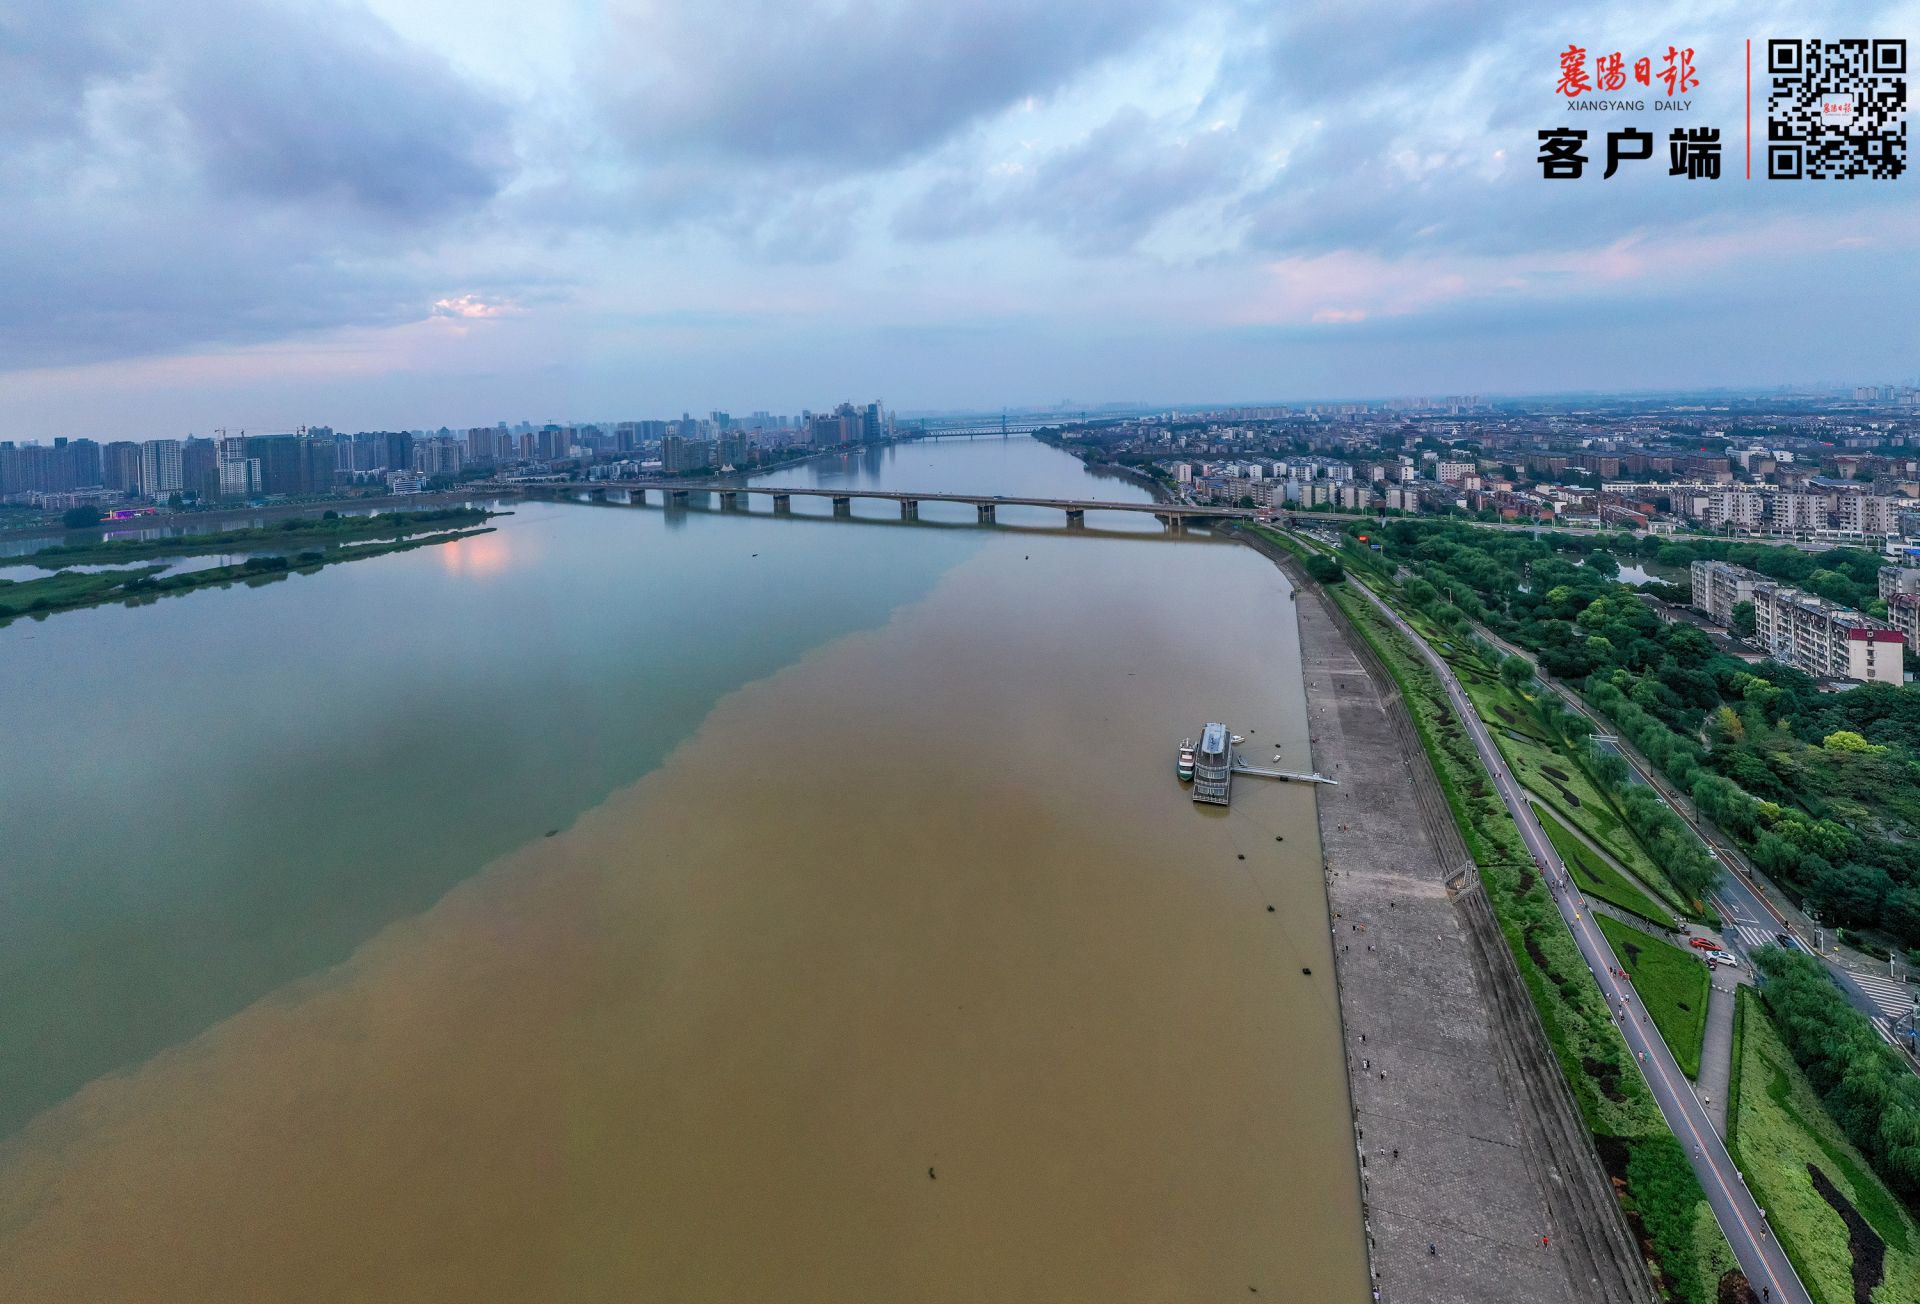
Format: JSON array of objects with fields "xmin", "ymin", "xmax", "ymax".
[
  {"xmin": 1849, "ymin": 971, "xmax": 1919, "ymax": 1021},
  {"xmin": 1730, "ymin": 924, "xmax": 1776, "ymax": 949}
]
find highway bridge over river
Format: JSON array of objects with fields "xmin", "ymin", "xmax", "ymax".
[{"xmin": 501, "ymin": 480, "xmax": 1253, "ymax": 532}]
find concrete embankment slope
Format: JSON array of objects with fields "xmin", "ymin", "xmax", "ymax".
[{"xmin": 1249, "ymin": 534, "xmax": 1655, "ymax": 1304}]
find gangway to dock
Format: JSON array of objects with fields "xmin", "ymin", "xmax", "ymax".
[{"xmin": 1230, "ymin": 758, "xmax": 1337, "ymax": 786}]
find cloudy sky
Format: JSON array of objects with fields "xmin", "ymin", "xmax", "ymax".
[{"xmin": 3, "ymin": 0, "xmax": 1915, "ymax": 437}]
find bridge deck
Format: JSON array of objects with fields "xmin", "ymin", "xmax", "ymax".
[{"xmin": 512, "ymin": 482, "xmax": 1249, "ymax": 518}]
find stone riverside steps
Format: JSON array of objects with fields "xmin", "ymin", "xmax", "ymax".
[{"xmin": 1244, "ymin": 528, "xmax": 1657, "ymax": 1304}]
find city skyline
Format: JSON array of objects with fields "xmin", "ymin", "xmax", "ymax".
[{"xmin": 5, "ymin": 0, "xmax": 1915, "ymax": 439}]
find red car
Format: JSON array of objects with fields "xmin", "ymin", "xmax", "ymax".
[{"xmin": 1687, "ymin": 937, "xmax": 1720, "ymax": 951}]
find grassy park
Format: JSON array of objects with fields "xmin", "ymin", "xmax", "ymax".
[
  {"xmin": 1538, "ymin": 806, "xmax": 1675, "ymax": 927},
  {"xmin": 1728, "ymin": 989, "xmax": 1920, "ymax": 1304},
  {"xmin": 1596, "ymin": 916, "xmax": 1709, "ymax": 1078}
]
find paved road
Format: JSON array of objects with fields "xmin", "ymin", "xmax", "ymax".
[
  {"xmin": 1471, "ymin": 619, "xmax": 1920, "ymax": 1060},
  {"xmin": 1269, "ymin": 510, "xmax": 1851, "ymax": 552},
  {"xmin": 1343, "ymin": 570, "xmax": 1810, "ymax": 1304}
]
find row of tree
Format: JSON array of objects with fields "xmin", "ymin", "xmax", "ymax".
[
  {"xmin": 1358, "ymin": 519, "xmax": 1920, "ymax": 950},
  {"xmin": 1753, "ymin": 948, "xmax": 1920, "ymax": 1205}
]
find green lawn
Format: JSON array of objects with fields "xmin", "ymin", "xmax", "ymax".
[
  {"xmin": 1728, "ymin": 990, "xmax": 1920, "ymax": 1304},
  {"xmin": 1498, "ymin": 729, "xmax": 1689, "ymax": 910},
  {"xmin": 1597, "ymin": 916, "xmax": 1710, "ymax": 1078},
  {"xmin": 1424, "ymin": 636, "xmax": 1684, "ymax": 906},
  {"xmin": 1538, "ymin": 806, "xmax": 1675, "ymax": 927},
  {"xmin": 0, "ymin": 528, "xmax": 493, "ymax": 625},
  {"xmin": 0, "ymin": 565, "xmax": 163, "ymax": 617}
]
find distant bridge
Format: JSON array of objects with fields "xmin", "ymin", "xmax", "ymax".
[
  {"xmin": 499, "ymin": 480, "xmax": 1249, "ymax": 531},
  {"xmin": 897, "ymin": 414, "xmax": 1076, "ymax": 439}
]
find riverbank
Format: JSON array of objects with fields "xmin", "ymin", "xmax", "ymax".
[
  {"xmin": 1027, "ymin": 431, "xmax": 1174, "ymax": 502},
  {"xmin": 1, "ymin": 519, "xmax": 496, "ymax": 624},
  {"xmin": 0, "ymin": 490, "xmax": 500, "ymax": 546},
  {"xmin": 1240, "ymin": 527, "xmax": 1659, "ymax": 1304},
  {"xmin": 25, "ymin": 506, "xmax": 496, "ymax": 565}
]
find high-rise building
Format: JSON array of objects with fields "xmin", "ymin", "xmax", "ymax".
[
  {"xmin": 216, "ymin": 434, "xmax": 260, "ymax": 499},
  {"xmin": 182, "ymin": 437, "xmax": 219, "ymax": 500},
  {"xmin": 384, "ymin": 431, "xmax": 414, "ymax": 472},
  {"xmin": 245, "ymin": 435, "xmax": 302, "ymax": 496},
  {"xmin": 102, "ymin": 441, "xmax": 143, "ymax": 493},
  {"xmin": 139, "ymin": 440, "xmax": 184, "ymax": 499},
  {"xmin": 0, "ymin": 438, "xmax": 102, "ymax": 497},
  {"xmin": 412, "ymin": 437, "xmax": 464, "ymax": 478},
  {"xmin": 662, "ymin": 434, "xmax": 716, "ymax": 474}
]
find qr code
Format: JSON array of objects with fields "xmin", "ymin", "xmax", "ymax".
[{"xmin": 1768, "ymin": 39, "xmax": 1906, "ymax": 179}]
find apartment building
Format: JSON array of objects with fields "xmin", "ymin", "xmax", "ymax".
[
  {"xmin": 1689, "ymin": 559, "xmax": 1764, "ymax": 624},
  {"xmin": 1885, "ymin": 593, "xmax": 1920, "ymax": 657},
  {"xmin": 1881, "ymin": 567, "xmax": 1920, "ymax": 654},
  {"xmin": 1750, "ymin": 581, "xmax": 1903, "ymax": 683},
  {"xmin": 1705, "ymin": 489, "xmax": 1768, "ymax": 531},
  {"xmin": 1694, "ymin": 559, "xmax": 1903, "ymax": 681}
]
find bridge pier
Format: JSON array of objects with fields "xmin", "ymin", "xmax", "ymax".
[
  {"xmin": 900, "ymin": 499, "xmax": 918, "ymax": 520},
  {"xmin": 1158, "ymin": 514, "xmax": 1185, "ymax": 534},
  {"xmin": 976, "ymin": 503, "xmax": 996, "ymax": 523},
  {"xmin": 719, "ymin": 490, "xmax": 741, "ymax": 510},
  {"xmin": 1065, "ymin": 509, "xmax": 1085, "ymax": 528},
  {"xmin": 667, "ymin": 489, "xmax": 690, "ymax": 507},
  {"xmin": 832, "ymin": 496, "xmax": 852, "ymax": 516},
  {"xmin": 627, "ymin": 487, "xmax": 647, "ymax": 505},
  {"xmin": 772, "ymin": 493, "xmax": 791, "ymax": 513}
]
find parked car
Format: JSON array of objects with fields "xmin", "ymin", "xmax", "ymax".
[
  {"xmin": 1688, "ymin": 937, "xmax": 1720, "ymax": 951},
  {"xmin": 1709, "ymin": 952, "xmax": 1740, "ymax": 968}
]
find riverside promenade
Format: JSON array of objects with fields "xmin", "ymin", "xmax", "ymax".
[{"xmin": 1253, "ymin": 534, "xmax": 1655, "ymax": 1304}]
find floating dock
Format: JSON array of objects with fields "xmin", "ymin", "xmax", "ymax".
[
  {"xmin": 1192, "ymin": 722, "xmax": 1233, "ymax": 805},
  {"xmin": 1190, "ymin": 721, "xmax": 1336, "ymax": 806}
]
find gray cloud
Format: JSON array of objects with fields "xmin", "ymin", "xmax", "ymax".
[
  {"xmin": 597, "ymin": 0, "xmax": 1180, "ymax": 170},
  {"xmin": 0, "ymin": 0, "xmax": 519, "ymax": 372},
  {"xmin": 895, "ymin": 108, "xmax": 1246, "ymax": 254},
  {"xmin": 169, "ymin": 1, "xmax": 513, "ymax": 218}
]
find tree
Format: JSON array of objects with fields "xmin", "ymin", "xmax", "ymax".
[
  {"xmin": 1498, "ymin": 655, "xmax": 1532, "ymax": 692},
  {"xmin": 1821, "ymin": 729, "xmax": 1887, "ymax": 756},
  {"xmin": 1304, "ymin": 554, "xmax": 1344, "ymax": 584},
  {"xmin": 61, "ymin": 505, "xmax": 103, "ymax": 529},
  {"xmin": 1730, "ymin": 600, "xmax": 1756, "ymax": 640}
]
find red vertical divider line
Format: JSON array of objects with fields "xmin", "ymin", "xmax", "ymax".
[{"xmin": 1746, "ymin": 38, "xmax": 1752, "ymax": 178}]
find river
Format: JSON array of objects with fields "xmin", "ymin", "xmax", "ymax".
[{"xmin": 0, "ymin": 435, "xmax": 1366, "ymax": 1299}]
